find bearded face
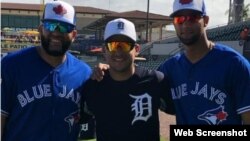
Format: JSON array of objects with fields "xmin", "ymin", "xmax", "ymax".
[
  {"xmin": 177, "ymin": 33, "xmax": 201, "ymax": 46},
  {"xmin": 40, "ymin": 33, "xmax": 72, "ymax": 56}
]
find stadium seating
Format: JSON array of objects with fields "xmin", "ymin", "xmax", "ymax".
[
  {"xmin": 136, "ymin": 55, "xmax": 169, "ymax": 70},
  {"xmin": 207, "ymin": 20, "xmax": 250, "ymax": 41},
  {"xmin": 76, "ymin": 20, "xmax": 250, "ymax": 70}
]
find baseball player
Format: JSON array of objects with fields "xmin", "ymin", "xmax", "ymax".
[
  {"xmin": 91, "ymin": 0, "xmax": 250, "ymax": 125},
  {"xmin": 1, "ymin": 1, "xmax": 93, "ymax": 141},
  {"xmin": 157, "ymin": 0, "xmax": 250, "ymax": 124},
  {"xmin": 80, "ymin": 18, "xmax": 175, "ymax": 141}
]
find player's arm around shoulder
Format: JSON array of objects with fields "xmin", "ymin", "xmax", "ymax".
[
  {"xmin": 155, "ymin": 70, "xmax": 164, "ymax": 82},
  {"xmin": 155, "ymin": 70, "xmax": 176, "ymax": 115},
  {"xmin": 90, "ymin": 63, "xmax": 109, "ymax": 82}
]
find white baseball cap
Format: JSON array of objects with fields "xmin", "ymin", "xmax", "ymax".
[
  {"xmin": 104, "ymin": 18, "xmax": 137, "ymax": 42},
  {"xmin": 170, "ymin": 0, "xmax": 207, "ymax": 17},
  {"xmin": 42, "ymin": 0, "xmax": 76, "ymax": 26}
]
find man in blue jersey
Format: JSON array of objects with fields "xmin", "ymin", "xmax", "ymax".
[
  {"xmin": 92, "ymin": 0, "xmax": 250, "ymax": 125},
  {"xmin": 80, "ymin": 18, "xmax": 175, "ymax": 141},
  {"xmin": 157, "ymin": 0, "xmax": 250, "ymax": 124},
  {"xmin": 1, "ymin": 1, "xmax": 93, "ymax": 141}
]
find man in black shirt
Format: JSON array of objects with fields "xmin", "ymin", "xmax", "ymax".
[{"xmin": 80, "ymin": 18, "xmax": 175, "ymax": 141}]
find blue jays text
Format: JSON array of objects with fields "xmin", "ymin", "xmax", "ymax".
[{"xmin": 17, "ymin": 84, "xmax": 80, "ymax": 107}]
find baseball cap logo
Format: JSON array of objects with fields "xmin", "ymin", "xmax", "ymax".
[
  {"xmin": 53, "ymin": 4, "xmax": 67, "ymax": 16},
  {"xmin": 179, "ymin": 0, "xmax": 193, "ymax": 4},
  {"xmin": 117, "ymin": 22, "xmax": 124, "ymax": 30}
]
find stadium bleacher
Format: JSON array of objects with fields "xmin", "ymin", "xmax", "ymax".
[
  {"xmin": 74, "ymin": 20, "xmax": 250, "ymax": 70},
  {"xmin": 207, "ymin": 20, "xmax": 250, "ymax": 41},
  {"xmin": 136, "ymin": 55, "xmax": 169, "ymax": 70}
]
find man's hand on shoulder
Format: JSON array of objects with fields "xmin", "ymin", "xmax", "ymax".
[{"xmin": 91, "ymin": 63, "xmax": 110, "ymax": 82}]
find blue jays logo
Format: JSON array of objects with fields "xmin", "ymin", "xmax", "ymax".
[
  {"xmin": 117, "ymin": 22, "xmax": 124, "ymax": 30},
  {"xmin": 53, "ymin": 4, "xmax": 67, "ymax": 16},
  {"xmin": 198, "ymin": 106, "xmax": 228, "ymax": 125},
  {"xmin": 65, "ymin": 111, "xmax": 80, "ymax": 132}
]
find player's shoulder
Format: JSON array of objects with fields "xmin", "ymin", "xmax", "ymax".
[
  {"xmin": 83, "ymin": 77, "xmax": 103, "ymax": 93},
  {"xmin": 214, "ymin": 43, "xmax": 249, "ymax": 63},
  {"xmin": 159, "ymin": 52, "xmax": 183, "ymax": 69},
  {"xmin": 1, "ymin": 47, "xmax": 37, "ymax": 65},
  {"xmin": 214, "ymin": 43, "xmax": 241, "ymax": 56},
  {"xmin": 66, "ymin": 53, "xmax": 91, "ymax": 70},
  {"xmin": 135, "ymin": 66, "xmax": 164, "ymax": 82}
]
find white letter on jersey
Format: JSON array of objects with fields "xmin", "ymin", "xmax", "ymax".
[
  {"xmin": 130, "ymin": 93, "xmax": 152, "ymax": 125},
  {"xmin": 81, "ymin": 123, "xmax": 88, "ymax": 131},
  {"xmin": 17, "ymin": 94, "xmax": 27, "ymax": 107}
]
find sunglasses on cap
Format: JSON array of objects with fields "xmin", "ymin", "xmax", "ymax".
[
  {"xmin": 106, "ymin": 42, "xmax": 135, "ymax": 53},
  {"xmin": 43, "ymin": 21, "xmax": 75, "ymax": 33},
  {"xmin": 173, "ymin": 15, "xmax": 203, "ymax": 24}
]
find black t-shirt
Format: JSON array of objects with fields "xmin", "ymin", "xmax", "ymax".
[{"xmin": 81, "ymin": 66, "xmax": 174, "ymax": 141}]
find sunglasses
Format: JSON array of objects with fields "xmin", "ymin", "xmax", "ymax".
[
  {"xmin": 106, "ymin": 42, "xmax": 135, "ymax": 53},
  {"xmin": 43, "ymin": 21, "xmax": 75, "ymax": 33},
  {"xmin": 173, "ymin": 15, "xmax": 203, "ymax": 24}
]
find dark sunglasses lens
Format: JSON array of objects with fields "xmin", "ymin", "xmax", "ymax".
[
  {"xmin": 43, "ymin": 21, "xmax": 74, "ymax": 33},
  {"xmin": 59, "ymin": 22, "xmax": 74, "ymax": 33},
  {"xmin": 44, "ymin": 22, "xmax": 57, "ymax": 32}
]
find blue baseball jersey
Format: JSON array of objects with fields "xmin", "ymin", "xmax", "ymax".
[
  {"xmin": 1, "ymin": 47, "xmax": 92, "ymax": 141},
  {"xmin": 158, "ymin": 43, "xmax": 250, "ymax": 125}
]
